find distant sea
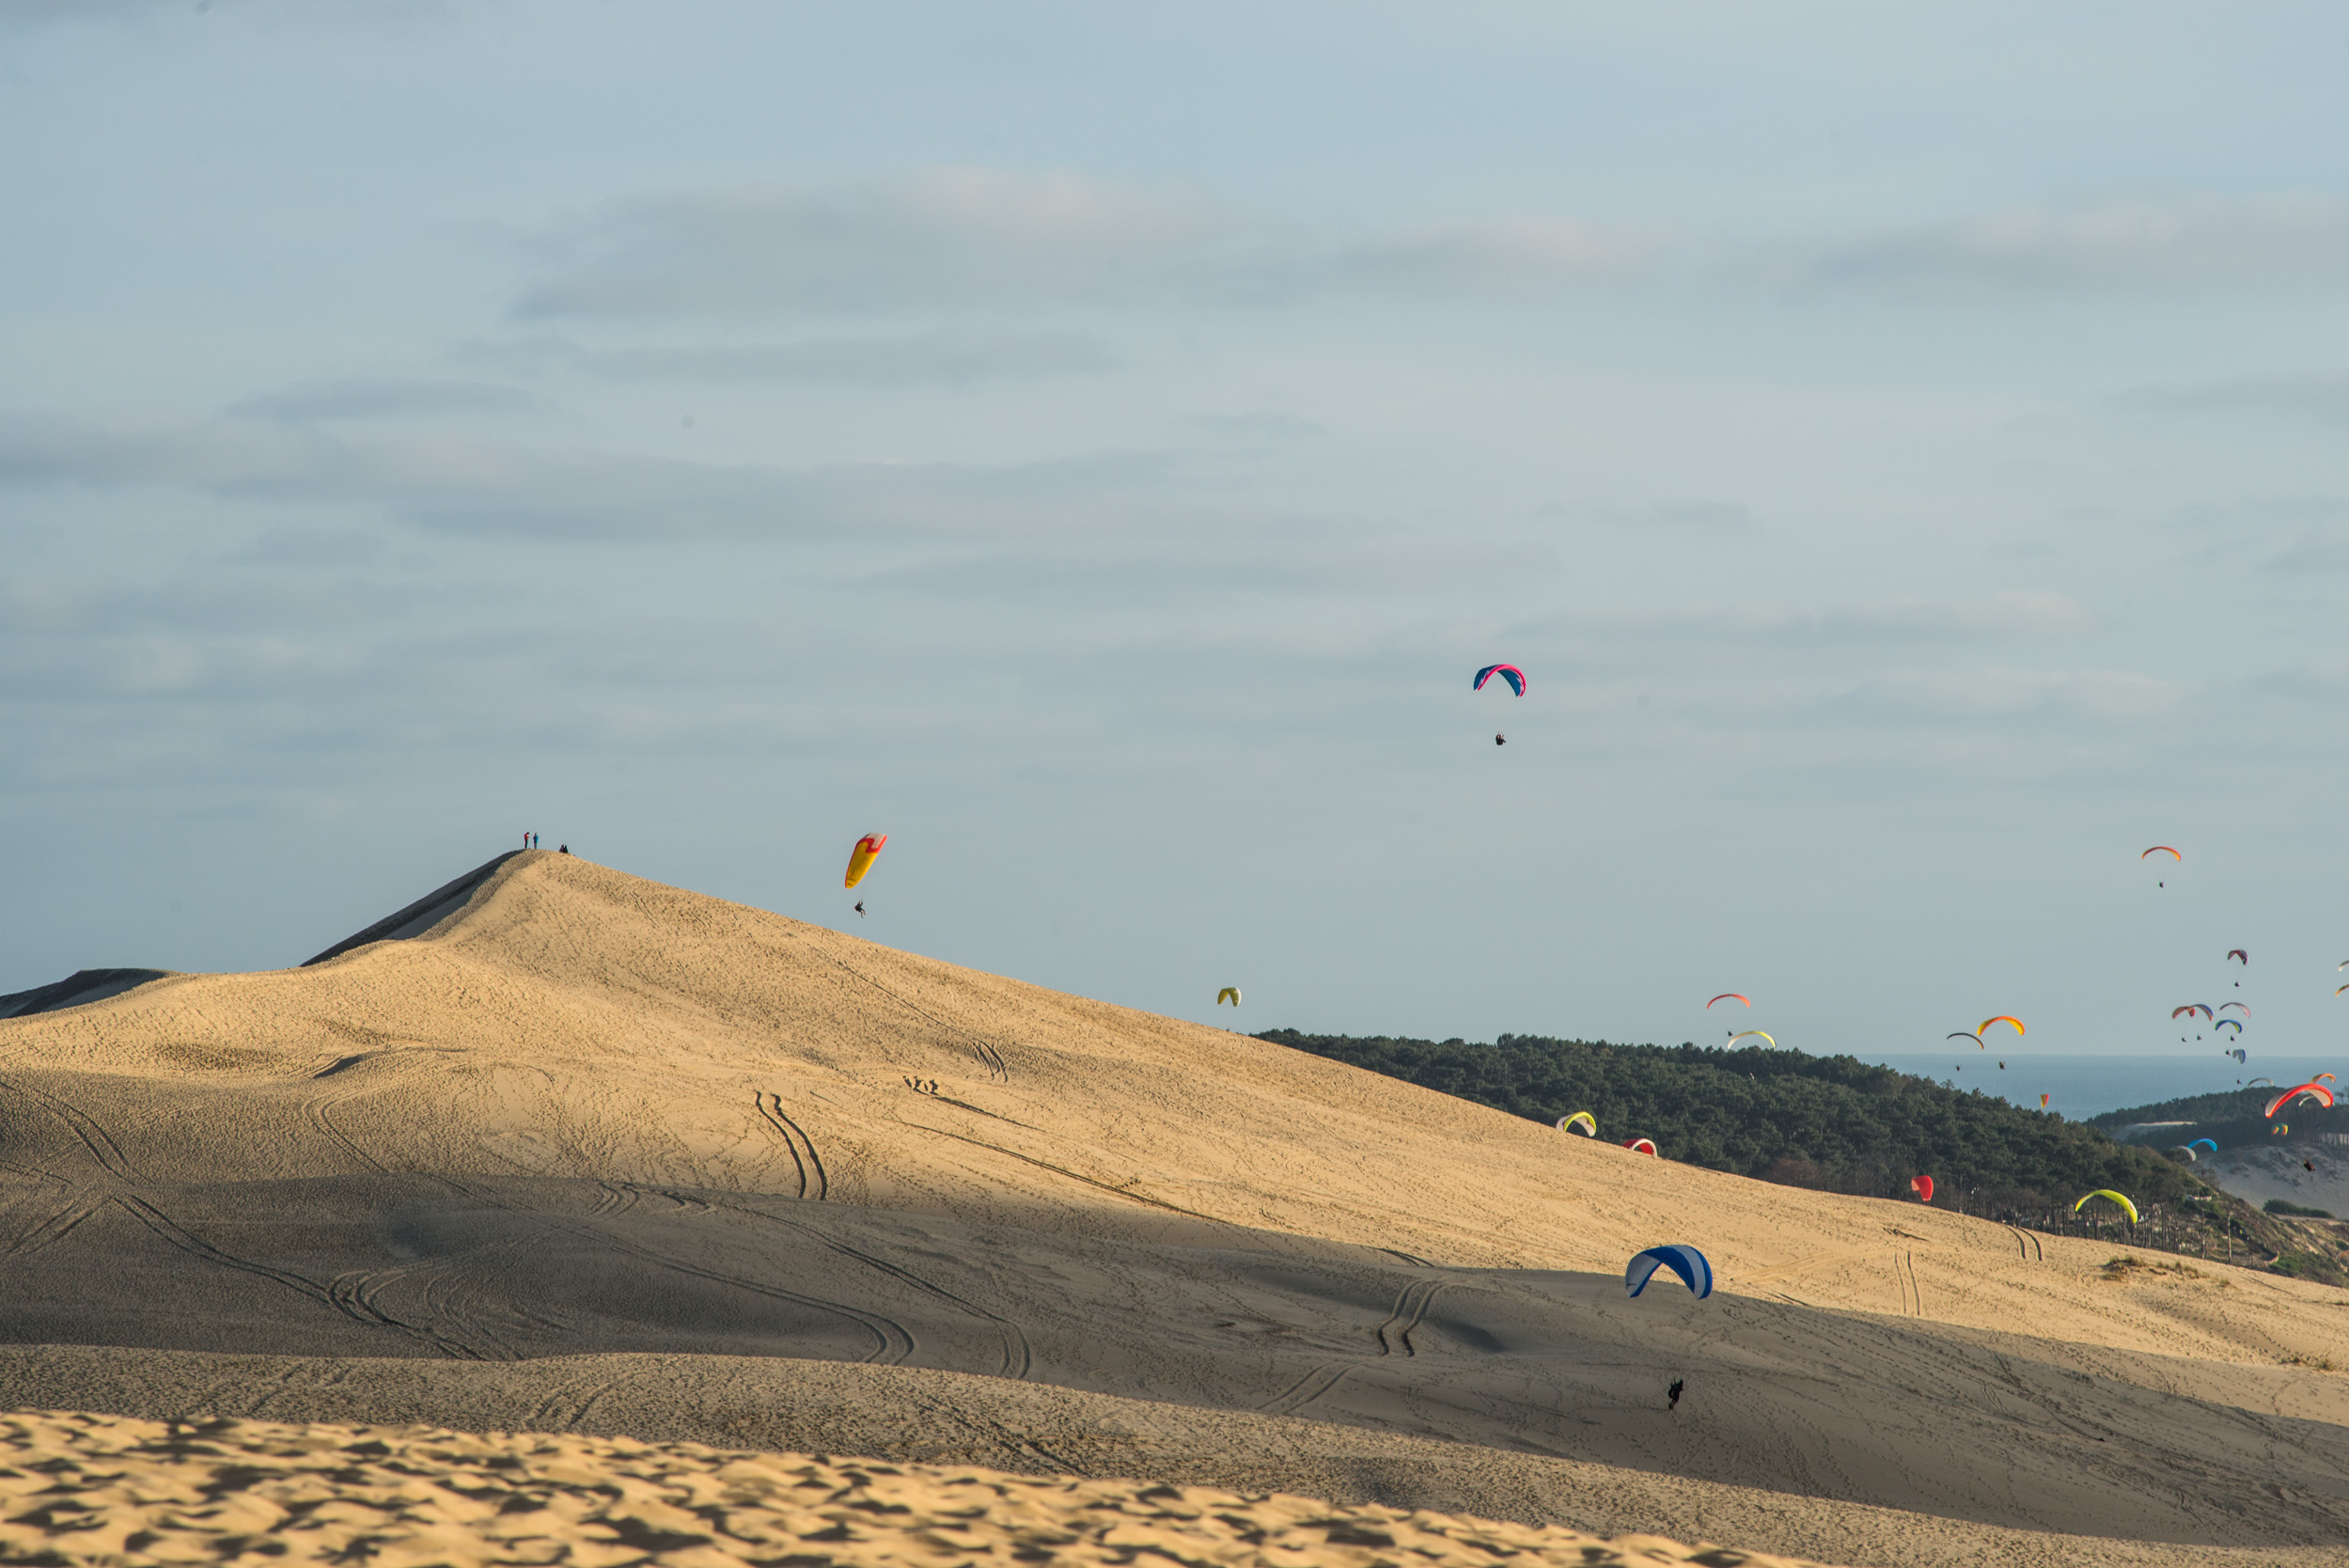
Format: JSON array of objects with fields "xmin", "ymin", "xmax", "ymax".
[{"xmin": 1860, "ymin": 1053, "xmax": 2345, "ymax": 1123}]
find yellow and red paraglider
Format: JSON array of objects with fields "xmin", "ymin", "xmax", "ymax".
[
  {"xmin": 844, "ymin": 833, "xmax": 887, "ymax": 889},
  {"xmin": 1623, "ymin": 1137, "xmax": 1658, "ymax": 1156},
  {"xmin": 1979, "ymin": 1015, "xmax": 2024, "ymax": 1038}
]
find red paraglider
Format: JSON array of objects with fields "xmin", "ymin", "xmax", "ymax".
[
  {"xmin": 1623, "ymin": 1137, "xmax": 1659, "ymax": 1156},
  {"xmin": 1706, "ymin": 994, "xmax": 1750, "ymax": 1010},
  {"xmin": 1910, "ymin": 1174, "xmax": 1934, "ymax": 1203},
  {"xmin": 2227, "ymin": 949, "xmax": 2248, "ymax": 964}
]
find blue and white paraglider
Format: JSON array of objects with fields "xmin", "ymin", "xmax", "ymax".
[{"xmin": 1625, "ymin": 1245, "xmax": 1714, "ymax": 1300}]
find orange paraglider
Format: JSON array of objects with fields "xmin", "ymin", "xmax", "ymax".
[{"xmin": 1980, "ymin": 1015, "xmax": 2024, "ymax": 1038}]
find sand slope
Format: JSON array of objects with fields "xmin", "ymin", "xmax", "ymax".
[
  {"xmin": 0, "ymin": 850, "xmax": 2344, "ymax": 1564},
  {"xmin": 0, "ymin": 1409, "xmax": 1856, "ymax": 1568}
]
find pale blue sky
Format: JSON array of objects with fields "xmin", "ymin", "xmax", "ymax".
[{"xmin": 6, "ymin": 2, "xmax": 2349, "ymax": 1061}]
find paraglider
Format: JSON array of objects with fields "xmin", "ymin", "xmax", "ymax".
[
  {"xmin": 1495, "ymin": 733, "xmax": 1506, "ymax": 745},
  {"xmin": 853, "ymin": 901, "xmax": 866, "ymax": 917},
  {"xmin": 844, "ymin": 833, "xmax": 887, "ymax": 889},
  {"xmin": 2249, "ymin": 1077, "xmax": 2275, "ymax": 1088},
  {"xmin": 2173, "ymin": 1145, "xmax": 2198, "ymax": 1161},
  {"xmin": 2219, "ymin": 1002, "xmax": 2249, "ymax": 1014},
  {"xmin": 2074, "ymin": 1189, "xmax": 2139, "ymax": 1224},
  {"xmin": 1707, "ymin": 994, "xmax": 1750, "ymax": 1010},
  {"xmin": 2263, "ymin": 1083, "xmax": 2335, "ymax": 1120},
  {"xmin": 2317, "ymin": 1073, "xmax": 2338, "ymax": 1084},
  {"xmin": 2141, "ymin": 846, "xmax": 2181, "ymax": 861},
  {"xmin": 2216, "ymin": 1019, "xmax": 2243, "ymax": 1035},
  {"xmin": 1948, "ymin": 1031, "xmax": 1982, "ymax": 1046},
  {"xmin": 1473, "ymin": 664, "xmax": 1527, "ymax": 697},
  {"xmin": 1910, "ymin": 1174, "xmax": 1934, "ymax": 1203},
  {"xmin": 1623, "ymin": 1137, "xmax": 1659, "ymax": 1155},
  {"xmin": 1625, "ymin": 1245, "xmax": 1713, "ymax": 1299},
  {"xmin": 1558, "ymin": 1111, "xmax": 1598, "ymax": 1137},
  {"xmin": 2040, "ymin": 1093, "xmax": 2051, "ymax": 1107},
  {"xmin": 1980, "ymin": 1015, "xmax": 2024, "ymax": 1038},
  {"xmin": 1216, "ymin": 987, "xmax": 1241, "ymax": 1007},
  {"xmin": 2226, "ymin": 1047, "xmax": 2247, "ymax": 1063},
  {"xmin": 1727, "ymin": 1030, "xmax": 1775, "ymax": 1048},
  {"xmin": 2187, "ymin": 1137, "xmax": 2217, "ymax": 1155},
  {"xmin": 2227, "ymin": 949, "xmax": 2248, "ymax": 965},
  {"xmin": 2172, "ymin": 1004, "xmax": 2214, "ymax": 1021}
]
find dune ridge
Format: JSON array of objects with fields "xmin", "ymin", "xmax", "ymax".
[{"xmin": 0, "ymin": 849, "xmax": 2342, "ymax": 1565}]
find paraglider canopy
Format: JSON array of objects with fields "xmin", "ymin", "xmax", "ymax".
[
  {"xmin": 1557, "ymin": 1111, "xmax": 1597, "ymax": 1137},
  {"xmin": 2264, "ymin": 1083, "xmax": 2335, "ymax": 1120},
  {"xmin": 1910, "ymin": 1174, "xmax": 1934, "ymax": 1203},
  {"xmin": 2216, "ymin": 1019, "xmax": 2243, "ymax": 1034},
  {"xmin": 2227, "ymin": 949, "xmax": 2248, "ymax": 964},
  {"xmin": 2172, "ymin": 1004, "xmax": 2214, "ymax": 1020},
  {"xmin": 2219, "ymin": 1002, "xmax": 2250, "ymax": 1015},
  {"xmin": 1727, "ymin": 1029, "xmax": 1775, "ymax": 1048},
  {"xmin": 2074, "ymin": 1189, "xmax": 2139, "ymax": 1223},
  {"xmin": 1947, "ymin": 1031, "xmax": 1982, "ymax": 1045},
  {"xmin": 1625, "ymin": 1245, "xmax": 1714, "ymax": 1300},
  {"xmin": 2187, "ymin": 1137, "xmax": 2217, "ymax": 1155},
  {"xmin": 1215, "ymin": 987, "xmax": 1241, "ymax": 1006},
  {"xmin": 843, "ymin": 834, "xmax": 887, "ymax": 889},
  {"xmin": 1623, "ymin": 1137, "xmax": 1659, "ymax": 1155},
  {"xmin": 1473, "ymin": 664, "xmax": 1527, "ymax": 696},
  {"xmin": 2141, "ymin": 846, "xmax": 2181, "ymax": 861},
  {"xmin": 1980, "ymin": 1015, "xmax": 2025, "ymax": 1037},
  {"xmin": 1706, "ymin": 994, "xmax": 1749, "ymax": 1010}
]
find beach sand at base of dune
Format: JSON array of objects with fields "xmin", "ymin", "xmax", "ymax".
[{"xmin": 0, "ymin": 1408, "xmax": 1836, "ymax": 1568}]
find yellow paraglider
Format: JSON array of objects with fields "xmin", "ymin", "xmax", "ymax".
[
  {"xmin": 1557, "ymin": 1111, "xmax": 1597, "ymax": 1137},
  {"xmin": 2074, "ymin": 1189, "xmax": 2138, "ymax": 1224},
  {"xmin": 843, "ymin": 833, "xmax": 887, "ymax": 889},
  {"xmin": 1979, "ymin": 1015, "xmax": 2025, "ymax": 1038},
  {"xmin": 1727, "ymin": 1029, "xmax": 1776, "ymax": 1047},
  {"xmin": 1216, "ymin": 987, "xmax": 1241, "ymax": 1007}
]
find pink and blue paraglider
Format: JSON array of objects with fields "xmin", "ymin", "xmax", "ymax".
[
  {"xmin": 1473, "ymin": 664, "xmax": 1527, "ymax": 697},
  {"xmin": 1625, "ymin": 1245, "xmax": 1714, "ymax": 1300}
]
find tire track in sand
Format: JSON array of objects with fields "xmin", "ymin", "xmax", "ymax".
[
  {"xmin": 696, "ymin": 1193, "xmax": 1032, "ymax": 1381},
  {"xmin": 753, "ymin": 1092, "xmax": 827, "ymax": 1200}
]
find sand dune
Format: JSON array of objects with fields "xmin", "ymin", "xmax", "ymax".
[
  {"xmin": 0, "ymin": 849, "xmax": 2344, "ymax": 1565},
  {"xmin": 0, "ymin": 1409, "xmax": 1853, "ymax": 1568}
]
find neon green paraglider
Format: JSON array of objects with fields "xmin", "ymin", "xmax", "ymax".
[
  {"xmin": 1215, "ymin": 987, "xmax": 1241, "ymax": 1007},
  {"xmin": 2074, "ymin": 1189, "xmax": 2138, "ymax": 1224},
  {"xmin": 1557, "ymin": 1111, "xmax": 1597, "ymax": 1137}
]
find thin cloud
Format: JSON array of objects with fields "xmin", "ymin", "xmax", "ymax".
[
  {"xmin": 2114, "ymin": 372, "xmax": 2349, "ymax": 420},
  {"xmin": 232, "ymin": 377, "xmax": 552, "ymax": 421},
  {"xmin": 461, "ymin": 328, "xmax": 1115, "ymax": 385},
  {"xmin": 514, "ymin": 169, "xmax": 1234, "ymax": 317},
  {"xmin": 510, "ymin": 169, "xmax": 1678, "ymax": 318},
  {"xmin": 1539, "ymin": 589, "xmax": 2099, "ymax": 646},
  {"xmin": 1797, "ymin": 194, "xmax": 2349, "ymax": 298},
  {"xmin": 0, "ymin": 410, "xmax": 1226, "ymax": 542}
]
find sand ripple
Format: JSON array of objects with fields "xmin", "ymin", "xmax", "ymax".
[{"xmin": 0, "ymin": 1409, "xmax": 1834, "ymax": 1568}]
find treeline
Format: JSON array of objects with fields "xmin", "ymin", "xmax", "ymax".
[
  {"xmin": 1260, "ymin": 1029, "xmax": 2200, "ymax": 1208},
  {"xmin": 2090, "ymin": 1086, "xmax": 2348, "ymax": 1155},
  {"xmin": 1261, "ymin": 1029, "xmax": 2347, "ymax": 1282}
]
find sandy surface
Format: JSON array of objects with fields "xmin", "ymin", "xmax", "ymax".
[
  {"xmin": 2203, "ymin": 1143, "xmax": 2349, "ymax": 1220},
  {"xmin": 0, "ymin": 1408, "xmax": 1841, "ymax": 1568},
  {"xmin": 0, "ymin": 849, "xmax": 2343, "ymax": 1565}
]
